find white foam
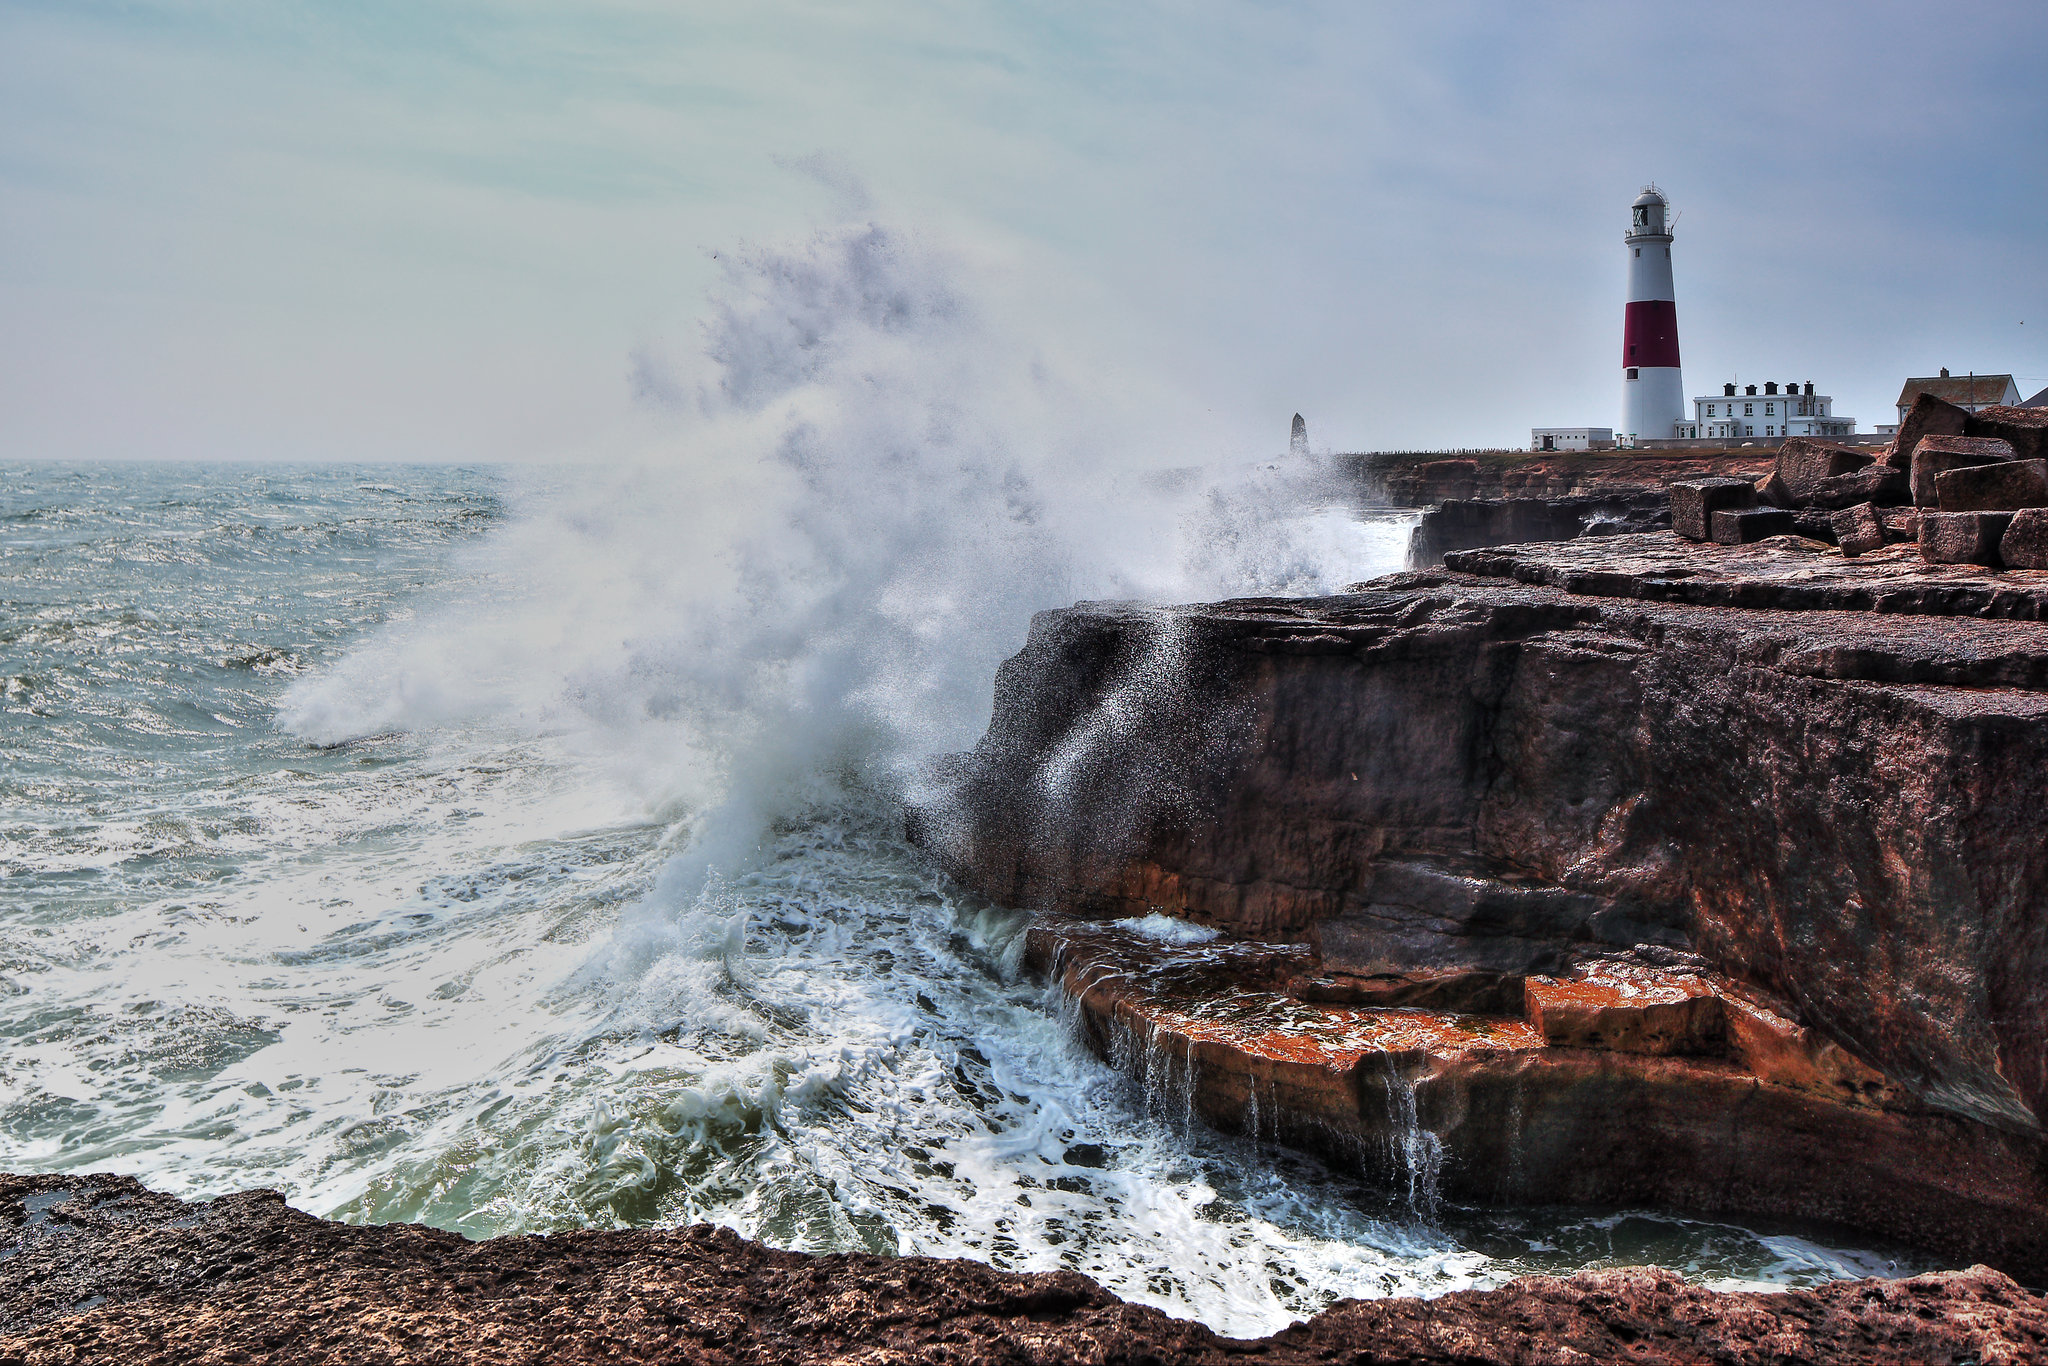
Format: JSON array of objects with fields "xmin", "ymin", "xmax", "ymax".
[{"xmin": 1119, "ymin": 914, "xmax": 1222, "ymax": 945}]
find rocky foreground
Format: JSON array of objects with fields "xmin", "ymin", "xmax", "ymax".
[{"xmin": 4, "ymin": 1173, "xmax": 2046, "ymax": 1365}]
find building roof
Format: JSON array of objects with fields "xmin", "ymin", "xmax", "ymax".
[
  {"xmin": 2026, "ymin": 386, "xmax": 2048, "ymax": 409},
  {"xmin": 1895, "ymin": 374, "xmax": 2018, "ymax": 408}
]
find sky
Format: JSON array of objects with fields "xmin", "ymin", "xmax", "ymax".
[{"xmin": 2, "ymin": 0, "xmax": 2045, "ymax": 462}]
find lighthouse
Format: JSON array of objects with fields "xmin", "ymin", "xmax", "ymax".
[{"xmin": 1621, "ymin": 186, "xmax": 1683, "ymax": 443}]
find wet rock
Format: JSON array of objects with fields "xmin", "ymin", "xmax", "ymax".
[
  {"xmin": 1026, "ymin": 923, "xmax": 2048, "ymax": 1278},
  {"xmin": 1524, "ymin": 964, "xmax": 1725, "ymax": 1057},
  {"xmin": 1671, "ymin": 478, "xmax": 1755, "ymax": 541},
  {"xmin": 1308, "ymin": 859, "xmax": 1635, "ymax": 979},
  {"xmin": 1288, "ymin": 966, "xmax": 1527, "ymax": 1014},
  {"xmin": 1406, "ymin": 493, "xmax": 1668, "ymax": 568},
  {"xmin": 6, "ymin": 1174, "xmax": 2048, "ymax": 1366},
  {"xmin": 1710, "ymin": 507, "xmax": 1793, "ymax": 544},
  {"xmin": 1919, "ymin": 510, "xmax": 2013, "ymax": 565},
  {"xmin": 1911, "ymin": 434, "xmax": 2016, "ymax": 507},
  {"xmin": 2001, "ymin": 508, "xmax": 2048, "ymax": 571},
  {"xmin": 1832, "ymin": 502, "xmax": 1885, "ymax": 557},
  {"xmin": 1776, "ymin": 438, "xmax": 1874, "ymax": 503},
  {"xmin": 1886, "ymin": 391, "xmax": 1972, "ymax": 471},
  {"xmin": 1934, "ymin": 458, "xmax": 2048, "ymax": 512},
  {"xmin": 923, "ymin": 538, "xmax": 2048, "ymax": 1154}
]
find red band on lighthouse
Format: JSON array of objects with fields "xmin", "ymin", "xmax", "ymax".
[{"xmin": 1622, "ymin": 300, "xmax": 1681, "ymax": 369}]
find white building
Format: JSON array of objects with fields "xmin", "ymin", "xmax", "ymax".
[
  {"xmin": 1530, "ymin": 427, "xmax": 1616, "ymax": 452},
  {"xmin": 1675, "ymin": 381, "xmax": 1854, "ymax": 440}
]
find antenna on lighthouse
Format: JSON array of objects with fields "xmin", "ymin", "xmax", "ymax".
[{"xmin": 1621, "ymin": 185, "xmax": 1684, "ymax": 446}]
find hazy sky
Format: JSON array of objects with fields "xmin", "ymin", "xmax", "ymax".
[{"xmin": 4, "ymin": 1, "xmax": 2044, "ymax": 461}]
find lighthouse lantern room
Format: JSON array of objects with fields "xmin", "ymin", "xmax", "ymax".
[{"xmin": 1621, "ymin": 186, "xmax": 1684, "ymax": 443}]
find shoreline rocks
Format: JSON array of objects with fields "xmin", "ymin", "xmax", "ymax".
[
  {"xmin": 915, "ymin": 533, "xmax": 2048, "ymax": 1279},
  {"xmin": 6, "ymin": 1173, "xmax": 2047, "ymax": 1365}
]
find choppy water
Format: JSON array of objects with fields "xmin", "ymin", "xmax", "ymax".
[{"xmin": 0, "ymin": 459, "xmax": 1919, "ymax": 1336}]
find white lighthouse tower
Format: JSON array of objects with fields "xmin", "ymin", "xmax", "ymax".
[{"xmin": 1621, "ymin": 186, "xmax": 1683, "ymax": 443}]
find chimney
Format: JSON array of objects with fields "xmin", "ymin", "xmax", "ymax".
[
  {"xmin": 1941, "ymin": 367, "xmax": 1950, "ymax": 378},
  {"xmin": 1724, "ymin": 383, "xmax": 1736, "ymax": 396},
  {"xmin": 1746, "ymin": 385, "xmax": 1757, "ymax": 395},
  {"xmin": 1764, "ymin": 382, "xmax": 1778, "ymax": 395}
]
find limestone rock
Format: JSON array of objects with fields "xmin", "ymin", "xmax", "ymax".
[
  {"xmin": 1919, "ymin": 511, "xmax": 2013, "ymax": 566},
  {"xmin": 1911, "ymin": 434, "xmax": 2016, "ymax": 507},
  {"xmin": 1887, "ymin": 391, "xmax": 1972, "ymax": 471},
  {"xmin": 1670, "ymin": 477, "xmax": 1754, "ymax": 541},
  {"xmin": 1525, "ymin": 965, "xmax": 1726, "ymax": 1056},
  {"xmin": 1935, "ymin": 458, "xmax": 2048, "ymax": 512},
  {"xmin": 1832, "ymin": 502, "xmax": 1885, "ymax": 557},
  {"xmin": 1808, "ymin": 465, "xmax": 1910, "ymax": 510},
  {"xmin": 2000, "ymin": 508, "xmax": 2048, "ymax": 571},
  {"xmin": 1776, "ymin": 437, "xmax": 1874, "ymax": 503},
  {"xmin": 1710, "ymin": 507, "xmax": 1793, "ymax": 544},
  {"xmin": 1966, "ymin": 403, "xmax": 2048, "ymax": 463}
]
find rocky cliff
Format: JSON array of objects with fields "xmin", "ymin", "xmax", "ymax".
[
  {"xmin": 5, "ymin": 1173, "xmax": 2046, "ymax": 1365},
  {"xmin": 915, "ymin": 532, "xmax": 2048, "ymax": 1278}
]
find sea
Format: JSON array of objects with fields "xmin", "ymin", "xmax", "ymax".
[
  {"xmin": 0, "ymin": 458, "xmax": 1915, "ymax": 1337},
  {"xmin": 0, "ymin": 223, "xmax": 1915, "ymax": 1338}
]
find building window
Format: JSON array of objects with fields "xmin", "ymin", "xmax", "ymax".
[
  {"xmin": 1627, "ymin": 367, "xmax": 1639, "ymax": 379},
  {"xmin": 1766, "ymin": 426, "xmax": 1775, "ymax": 436},
  {"xmin": 1744, "ymin": 404, "xmax": 1753, "ymax": 415},
  {"xmin": 1746, "ymin": 426, "xmax": 1754, "ymax": 436},
  {"xmin": 1765, "ymin": 403, "xmax": 1774, "ymax": 415}
]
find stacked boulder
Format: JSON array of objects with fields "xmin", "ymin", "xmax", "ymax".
[{"xmin": 1670, "ymin": 396, "xmax": 2048, "ymax": 567}]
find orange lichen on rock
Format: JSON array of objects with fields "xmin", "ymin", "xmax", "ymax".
[{"xmin": 1524, "ymin": 964, "xmax": 1726, "ymax": 1056}]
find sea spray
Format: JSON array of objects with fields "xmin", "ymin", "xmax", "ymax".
[{"xmin": 0, "ymin": 227, "xmax": 1897, "ymax": 1340}]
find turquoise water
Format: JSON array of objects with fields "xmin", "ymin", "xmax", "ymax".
[{"xmin": 0, "ymin": 460, "xmax": 1914, "ymax": 1336}]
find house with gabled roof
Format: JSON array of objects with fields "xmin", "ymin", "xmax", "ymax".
[{"xmin": 1894, "ymin": 369, "xmax": 2021, "ymax": 422}]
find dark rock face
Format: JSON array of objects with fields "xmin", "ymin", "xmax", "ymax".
[
  {"xmin": 918, "ymin": 534, "xmax": 2048, "ymax": 1272},
  {"xmin": 1711, "ymin": 506, "xmax": 1793, "ymax": 543},
  {"xmin": 1887, "ymin": 392, "xmax": 1972, "ymax": 471},
  {"xmin": 1405, "ymin": 493, "xmax": 1667, "ymax": 568},
  {"xmin": 1912, "ymin": 434, "xmax": 2016, "ymax": 508},
  {"xmin": 2003, "ymin": 508, "xmax": 2048, "ymax": 570},
  {"xmin": 1669, "ymin": 478, "xmax": 1754, "ymax": 540},
  {"xmin": 1937, "ymin": 458, "xmax": 2048, "ymax": 512},
  {"xmin": 1969, "ymin": 404, "xmax": 2048, "ymax": 463},
  {"xmin": 1832, "ymin": 502, "xmax": 1885, "ymax": 557},
  {"xmin": 6, "ymin": 1174, "xmax": 2048, "ymax": 1366},
  {"xmin": 1776, "ymin": 438, "xmax": 1874, "ymax": 502},
  {"xmin": 1345, "ymin": 450, "xmax": 1774, "ymax": 505},
  {"xmin": 1920, "ymin": 511, "xmax": 2013, "ymax": 566}
]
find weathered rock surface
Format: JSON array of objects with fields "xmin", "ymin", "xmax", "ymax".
[
  {"xmin": 1345, "ymin": 449, "xmax": 1774, "ymax": 505},
  {"xmin": 1911, "ymin": 434, "xmax": 2015, "ymax": 507},
  {"xmin": 1920, "ymin": 510, "xmax": 2013, "ymax": 566},
  {"xmin": 1937, "ymin": 458, "xmax": 2048, "ymax": 513},
  {"xmin": 1405, "ymin": 492, "xmax": 1667, "ymax": 568},
  {"xmin": 917, "ymin": 532, "xmax": 2048, "ymax": 1275},
  {"xmin": 1887, "ymin": 392, "xmax": 1972, "ymax": 471},
  {"xmin": 6, "ymin": 1174, "xmax": 2047, "ymax": 1366}
]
